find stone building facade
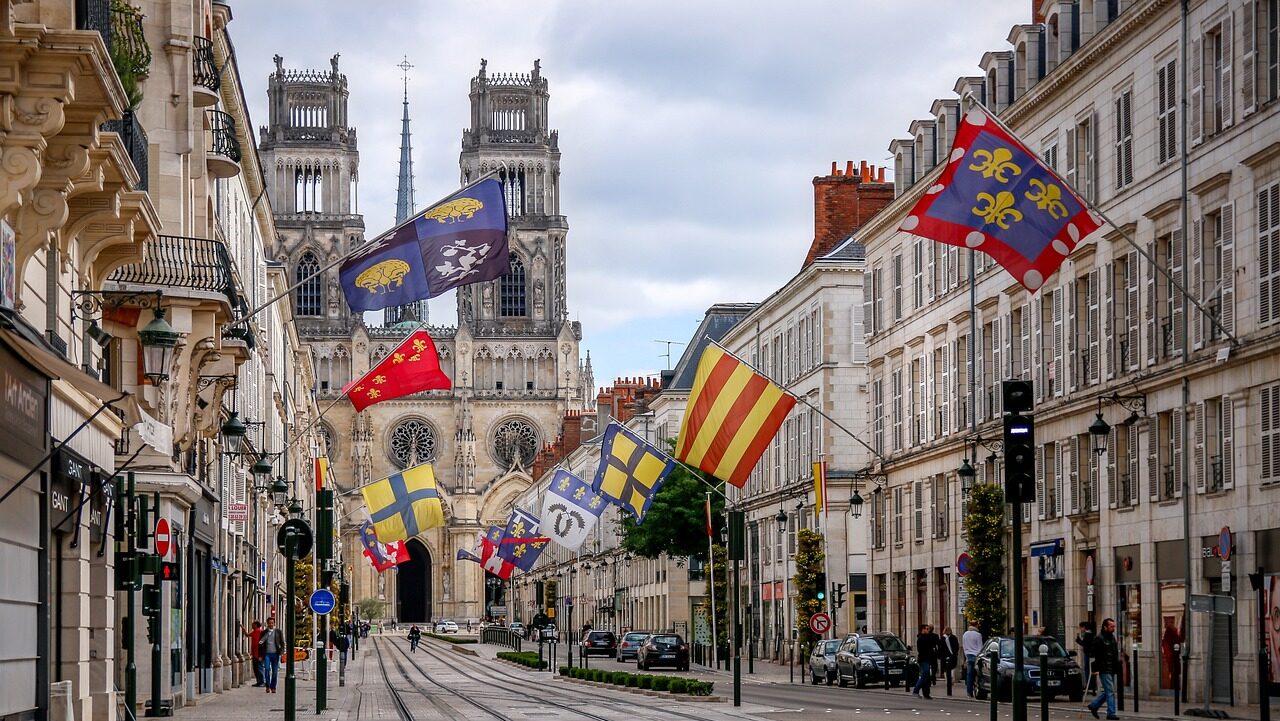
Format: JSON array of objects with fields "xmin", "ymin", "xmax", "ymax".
[
  {"xmin": 260, "ymin": 59, "xmax": 592, "ymax": 624},
  {"xmin": 861, "ymin": 0, "xmax": 1280, "ymax": 706}
]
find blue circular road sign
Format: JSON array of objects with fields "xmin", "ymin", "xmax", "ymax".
[{"xmin": 309, "ymin": 588, "xmax": 336, "ymax": 615}]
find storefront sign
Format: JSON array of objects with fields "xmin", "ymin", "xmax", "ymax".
[
  {"xmin": 51, "ymin": 447, "xmax": 92, "ymax": 532},
  {"xmin": 192, "ymin": 496, "xmax": 216, "ymax": 544},
  {"xmin": 0, "ymin": 219, "xmax": 14, "ymax": 310},
  {"xmin": 0, "ymin": 343, "xmax": 48, "ymax": 466},
  {"xmin": 1040, "ymin": 554, "xmax": 1066, "ymax": 581},
  {"xmin": 88, "ymin": 471, "xmax": 109, "ymax": 544},
  {"xmin": 1087, "ymin": 584, "xmax": 1095, "ymax": 612},
  {"xmin": 228, "ymin": 502, "xmax": 248, "ymax": 522},
  {"xmin": 1030, "ymin": 538, "xmax": 1063, "ymax": 557},
  {"xmin": 135, "ymin": 409, "xmax": 173, "ymax": 456}
]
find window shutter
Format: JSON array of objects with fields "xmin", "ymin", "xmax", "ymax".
[
  {"xmin": 1037, "ymin": 444, "xmax": 1047, "ymax": 520},
  {"xmin": 950, "ymin": 339, "xmax": 961, "ymax": 433},
  {"xmin": 1221, "ymin": 394, "xmax": 1234, "ymax": 489},
  {"xmin": 1065, "ymin": 281, "xmax": 1077, "ymax": 392},
  {"xmin": 1053, "ymin": 289, "xmax": 1064, "ymax": 397},
  {"xmin": 1220, "ymin": 201, "xmax": 1235, "ymax": 335},
  {"xmin": 1126, "ymin": 251, "xmax": 1140, "ymax": 370},
  {"xmin": 940, "ymin": 344, "xmax": 950, "ymax": 437},
  {"xmin": 1146, "ymin": 417, "xmax": 1159, "ymax": 501},
  {"xmin": 867, "ymin": 268, "xmax": 878, "ymax": 336},
  {"xmin": 1108, "ymin": 427, "xmax": 1119, "ymax": 509},
  {"xmin": 1053, "ymin": 441, "xmax": 1064, "ymax": 517},
  {"xmin": 1192, "ymin": 218, "xmax": 1205, "ymax": 349},
  {"xmin": 1191, "ymin": 35, "xmax": 1204, "ymax": 144},
  {"xmin": 1194, "ymin": 402, "xmax": 1207, "ymax": 493},
  {"xmin": 1088, "ymin": 436, "xmax": 1100, "ymax": 510},
  {"xmin": 1222, "ymin": 13, "xmax": 1235, "ymax": 128},
  {"xmin": 1100, "ymin": 266, "xmax": 1111, "ymax": 380},
  {"xmin": 1065, "ymin": 122, "xmax": 1077, "ymax": 190},
  {"xmin": 1068, "ymin": 438, "xmax": 1081, "ymax": 514},
  {"xmin": 992, "ymin": 319, "xmax": 1004, "ymax": 415},
  {"xmin": 1033, "ymin": 299, "xmax": 1043, "ymax": 397},
  {"xmin": 913, "ymin": 480, "xmax": 925, "ymax": 542},
  {"xmin": 974, "ymin": 324, "xmax": 984, "ymax": 422},
  {"xmin": 1089, "ymin": 110, "xmax": 1100, "ymax": 201},
  {"xmin": 1172, "ymin": 407, "xmax": 1185, "ymax": 498},
  {"xmin": 1242, "ymin": 1, "xmax": 1258, "ymax": 115},
  {"xmin": 1264, "ymin": 385, "xmax": 1280, "ymax": 482},
  {"xmin": 1127, "ymin": 425, "xmax": 1140, "ymax": 507},
  {"xmin": 929, "ymin": 478, "xmax": 938, "ymax": 539},
  {"xmin": 920, "ymin": 355, "xmax": 930, "ymax": 441},
  {"xmin": 1145, "ymin": 241, "xmax": 1159, "ymax": 365},
  {"xmin": 1171, "ymin": 227, "xmax": 1185, "ymax": 354}
]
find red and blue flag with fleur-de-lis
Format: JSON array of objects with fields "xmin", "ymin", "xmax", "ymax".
[{"xmin": 899, "ymin": 107, "xmax": 1104, "ymax": 291}]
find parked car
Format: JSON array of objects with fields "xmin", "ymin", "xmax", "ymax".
[
  {"xmin": 580, "ymin": 630, "xmax": 618, "ymax": 657},
  {"xmin": 636, "ymin": 633, "xmax": 690, "ymax": 671},
  {"xmin": 508, "ymin": 622, "xmax": 524, "ymax": 636},
  {"xmin": 539, "ymin": 624, "xmax": 560, "ymax": 642},
  {"xmin": 834, "ymin": 632, "xmax": 919, "ymax": 688},
  {"xmin": 434, "ymin": 620, "xmax": 459, "ymax": 633},
  {"xmin": 974, "ymin": 636, "xmax": 1084, "ymax": 702},
  {"xmin": 616, "ymin": 631, "xmax": 650, "ymax": 662},
  {"xmin": 809, "ymin": 639, "xmax": 842, "ymax": 685}
]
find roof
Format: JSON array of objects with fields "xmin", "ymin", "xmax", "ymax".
[
  {"xmin": 819, "ymin": 234, "xmax": 866, "ymax": 262},
  {"xmin": 666, "ymin": 303, "xmax": 755, "ymax": 391}
]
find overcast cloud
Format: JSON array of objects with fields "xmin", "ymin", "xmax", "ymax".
[{"xmin": 231, "ymin": 1, "xmax": 1027, "ymax": 386}]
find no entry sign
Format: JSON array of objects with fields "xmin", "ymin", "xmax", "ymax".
[
  {"xmin": 809, "ymin": 612, "xmax": 831, "ymax": 635},
  {"xmin": 155, "ymin": 517, "xmax": 171, "ymax": 558}
]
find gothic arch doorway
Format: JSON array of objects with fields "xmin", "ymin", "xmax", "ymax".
[{"xmin": 396, "ymin": 539, "xmax": 432, "ymax": 623}]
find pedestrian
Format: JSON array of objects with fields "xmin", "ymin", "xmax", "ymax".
[
  {"xmin": 330, "ymin": 626, "xmax": 350, "ymax": 668},
  {"xmin": 1087, "ymin": 617, "xmax": 1121, "ymax": 720},
  {"xmin": 961, "ymin": 623, "xmax": 983, "ymax": 698},
  {"xmin": 257, "ymin": 617, "xmax": 285, "ymax": 694},
  {"xmin": 941, "ymin": 627, "xmax": 960, "ymax": 696},
  {"xmin": 408, "ymin": 624, "xmax": 421, "ymax": 652},
  {"xmin": 240, "ymin": 620, "xmax": 265, "ymax": 687},
  {"xmin": 912, "ymin": 624, "xmax": 936, "ymax": 699},
  {"xmin": 1075, "ymin": 621, "xmax": 1096, "ymax": 678}
]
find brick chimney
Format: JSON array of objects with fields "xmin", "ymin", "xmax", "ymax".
[{"xmin": 804, "ymin": 160, "xmax": 895, "ymax": 267}]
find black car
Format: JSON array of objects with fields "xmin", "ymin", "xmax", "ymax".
[
  {"xmin": 808, "ymin": 639, "xmax": 842, "ymax": 685},
  {"xmin": 834, "ymin": 632, "xmax": 920, "ymax": 688},
  {"xmin": 580, "ymin": 630, "xmax": 618, "ymax": 657},
  {"xmin": 974, "ymin": 636, "xmax": 1084, "ymax": 702},
  {"xmin": 637, "ymin": 633, "xmax": 689, "ymax": 671}
]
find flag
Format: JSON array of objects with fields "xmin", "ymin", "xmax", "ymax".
[
  {"xmin": 592, "ymin": 422, "xmax": 675, "ymax": 523},
  {"xmin": 339, "ymin": 178, "xmax": 508, "ymax": 311},
  {"xmin": 813, "ymin": 460, "xmax": 826, "ymax": 515},
  {"xmin": 315, "ymin": 457, "xmax": 330, "ymax": 492},
  {"xmin": 705, "ymin": 495, "xmax": 713, "ymax": 539},
  {"xmin": 898, "ymin": 106, "xmax": 1103, "ymax": 291},
  {"xmin": 479, "ymin": 524, "xmax": 515, "ymax": 580},
  {"xmin": 342, "ymin": 329, "xmax": 451, "ymax": 412},
  {"xmin": 360, "ymin": 463, "xmax": 445, "ymax": 543},
  {"xmin": 358, "ymin": 521, "xmax": 409, "ymax": 572},
  {"xmin": 456, "ymin": 531, "xmax": 485, "ymax": 564},
  {"xmin": 675, "ymin": 344, "xmax": 796, "ymax": 488},
  {"xmin": 495, "ymin": 508, "xmax": 550, "ymax": 573},
  {"xmin": 540, "ymin": 469, "xmax": 606, "ymax": 551}
]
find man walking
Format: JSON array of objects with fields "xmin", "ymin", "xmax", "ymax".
[
  {"xmin": 912, "ymin": 624, "xmax": 937, "ymax": 699},
  {"xmin": 1087, "ymin": 618, "xmax": 1121, "ymax": 720},
  {"xmin": 962, "ymin": 623, "xmax": 983, "ymax": 698},
  {"xmin": 941, "ymin": 627, "xmax": 960, "ymax": 696},
  {"xmin": 1075, "ymin": 621, "xmax": 1096, "ymax": 678},
  {"xmin": 257, "ymin": 617, "xmax": 285, "ymax": 694},
  {"xmin": 240, "ymin": 620, "xmax": 265, "ymax": 687}
]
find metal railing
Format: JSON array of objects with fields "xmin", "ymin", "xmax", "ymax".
[
  {"xmin": 206, "ymin": 110, "xmax": 241, "ymax": 163},
  {"xmin": 101, "ymin": 109, "xmax": 148, "ymax": 190},
  {"xmin": 192, "ymin": 36, "xmax": 220, "ymax": 94},
  {"xmin": 1210, "ymin": 454, "xmax": 1224, "ymax": 491},
  {"xmin": 1118, "ymin": 472, "xmax": 1134, "ymax": 507},
  {"xmin": 1163, "ymin": 466, "xmax": 1176, "ymax": 499},
  {"xmin": 76, "ymin": 0, "xmax": 113, "ymax": 48},
  {"xmin": 108, "ymin": 234, "xmax": 237, "ymax": 304},
  {"xmin": 109, "ymin": 0, "xmax": 151, "ymax": 76}
]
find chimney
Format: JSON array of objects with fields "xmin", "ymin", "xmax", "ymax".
[
  {"xmin": 804, "ymin": 159, "xmax": 896, "ymax": 267},
  {"xmin": 1032, "ymin": 0, "xmax": 1045, "ymax": 23},
  {"xmin": 846, "ymin": 160, "xmax": 855, "ymax": 177}
]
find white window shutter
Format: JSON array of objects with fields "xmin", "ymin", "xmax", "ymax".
[
  {"xmin": 1032, "ymin": 300, "xmax": 1043, "ymax": 396},
  {"xmin": 992, "ymin": 319, "xmax": 1004, "ymax": 415},
  {"xmin": 929, "ymin": 478, "xmax": 938, "ymax": 539},
  {"xmin": 1068, "ymin": 438, "xmax": 1080, "ymax": 514},
  {"xmin": 866, "ymin": 268, "xmax": 878, "ymax": 336},
  {"xmin": 1107, "ymin": 427, "xmax": 1119, "ymax": 509},
  {"xmin": 1037, "ymin": 444, "xmax": 1047, "ymax": 520},
  {"xmin": 950, "ymin": 339, "xmax": 961, "ymax": 433},
  {"xmin": 1146, "ymin": 417, "xmax": 1159, "ymax": 501},
  {"xmin": 913, "ymin": 480, "xmax": 925, "ymax": 542},
  {"xmin": 1088, "ymin": 436, "xmax": 1099, "ymax": 511},
  {"xmin": 1171, "ymin": 227, "xmax": 1185, "ymax": 355},
  {"xmin": 1192, "ymin": 218, "xmax": 1205, "ymax": 349},
  {"xmin": 1127, "ymin": 426, "xmax": 1140, "ymax": 507},
  {"xmin": 940, "ymin": 344, "xmax": 950, "ymax": 437},
  {"xmin": 1221, "ymin": 13, "xmax": 1234, "ymax": 128},
  {"xmin": 1220, "ymin": 202, "xmax": 1235, "ymax": 335},
  {"xmin": 1065, "ymin": 281, "xmax": 1077, "ymax": 392},
  {"xmin": 1194, "ymin": 402, "xmax": 1206, "ymax": 493},
  {"xmin": 1126, "ymin": 251, "xmax": 1141, "ymax": 370},
  {"xmin": 1221, "ymin": 394, "xmax": 1234, "ymax": 489},
  {"xmin": 1191, "ymin": 35, "xmax": 1204, "ymax": 144},
  {"xmin": 1172, "ymin": 407, "xmax": 1184, "ymax": 497},
  {"xmin": 974, "ymin": 324, "xmax": 984, "ymax": 422},
  {"xmin": 1065, "ymin": 122, "xmax": 1077, "ymax": 190},
  {"xmin": 1145, "ymin": 241, "xmax": 1159, "ymax": 365},
  {"xmin": 1104, "ymin": 263, "xmax": 1115, "ymax": 379},
  {"xmin": 1053, "ymin": 441, "xmax": 1064, "ymax": 517},
  {"xmin": 1242, "ymin": 1, "xmax": 1257, "ymax": 115},
  {"xmin": 1087, "ymin": 271, "xmax": 1100, "ymax": 384},
  {"xmin": 1052, "ymin": 289, "xmax": 1064, "ymax": 397}
]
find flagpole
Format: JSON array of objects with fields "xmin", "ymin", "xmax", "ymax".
[
  {"xmin": 705, "ymin": 338, "xmax": 886, "ymax": 464},
  {"xmin": 957, "ymin": 95, "xmax": 1241, "ymax": 348},
  {"xmin": 231, "ymin": 169, "xmax": 503, "ymax": 328},
  {"xmin": 706, "ymin": 490, "xmax": 719, "ymax": 671}
]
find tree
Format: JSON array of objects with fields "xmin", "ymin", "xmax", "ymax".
[
  {"xmin": 710, "ymin": 543, "xmax": 729, "ymax": 660},
  {"xmin": 619, "ymin": 440, "xmax": 724, "ymax": 559},
  {"xmin": 292, "ymin": 558, "xmax": 315, "ymax": 647},
  {"xmin": 357, "ymin": 597, "xmax": 385, "ymax": 621},
  {"xmin": 793, "ymin": 529, "xmax": 826, "ymax": 649},
  {"xmin": 963, "ymin": 483, "xmax": 1007, "ymax": 636}
]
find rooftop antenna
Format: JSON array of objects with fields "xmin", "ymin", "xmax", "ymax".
[{"xmin": 654, "ymin": 340, "xmax": 686, "ymax": 369}]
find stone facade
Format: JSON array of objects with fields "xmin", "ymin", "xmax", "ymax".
[
  {"xmin": 862, "ymin": 0, "xmax": 1280, "ymax": 706},
  {"xmin": 260, "ymin": 59, "xmax": 592, "ymax": 624}
]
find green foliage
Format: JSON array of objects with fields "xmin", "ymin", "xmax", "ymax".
[
  {"xmin": 710, "ymin": 542, "xmax": 729, "ymax": 657},
  {"xmin": 625, "ymin": 674, "xmax": 637, "ymax": 687},
  {"xmin": 357, "ymin": 597, "xmax": 386, "ymax": 621},
  {"xmin": 619, "ymin": 439, "xmax": 724, "ymax": 559},
  {"xmin": 496, "ymin": 651, "xmax": 546, "ymax": 669},
  {"xmin": 963, "ymin": 483, "xmax": 1008, "ymax": 636},
  {"xmin": 652, "ymin": 676, "xmax": 671, "ymax": 692},
  {"xmin": 668, "ymin": 678, "xmax": 689, "ymax": 693},
  {"xmin": 613, "ymin": 671, "xmax": 629, "ymax": 685},
  {"xmin": 688, "ymin": 680, "xmax": 715, "ymax": 696},
  {"xmin": 291, "ymin": 559, "xmax": 314, "ymax": 647},
  {"xmin": 425, "ymin": 632, "xmax": 476, "ymax": 645},
  {"xmin": 637, "ymin": 675, "xmax": 653, "ymax": 689},
  {"xmin": 793, "ymin": 529, "xmax": 826, "ymax": 648},
  {"xmin": 559, "ymin": 665, "xmax": 570, "ymax": 676}
]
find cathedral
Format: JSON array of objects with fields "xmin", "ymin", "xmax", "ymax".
[{"xmin": 258, "ymin": 56, "xmax": 593, "ymax": 622}]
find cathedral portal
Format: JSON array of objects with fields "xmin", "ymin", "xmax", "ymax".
[{"xmin": 397, "ymin": 539, "xmax": 433, "ymax": 623}]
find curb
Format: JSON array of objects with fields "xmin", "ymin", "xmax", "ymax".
[{"xmin": 451, "ymin": 645, "xmax": 478, "ymax": 657}]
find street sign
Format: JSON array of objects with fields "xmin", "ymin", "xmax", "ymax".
[
  {"xmin": 228, "ymin": 502, "xmax": 248, "ymax": 522},
  {"xmin": 1221, "ymin": 559, "xmax": 1231, "ymax": 593},
  {"xmin": 155, "ymin": 518, "xmax": 171, "ymax": 558},
  {"xmin": 1085, "ymin": 554, "xmax": 1095, "ymax": 585},
  {"xmin": 1189, "ymin": 593, "xmax": 1236, "ymax": 615},
  {"xmin": 957, "ymin": 553, "xmax": 972, "ymax": 577},
  {"xmin": 309, "ymin": 589, "xmax": 336, "ymax": 615},
  {"xmin": 489, "ymin": 605, "xmax": 508, "ymax": 616},
  {"xmin": 809, "ymin": 612, "xmax": 831, "ymax": 635},
  {"xmin": 276, "ymin": 519, "xmax": 313, "ymax": 559},
  {"xmin": 1219, "ymin": 526, "xmax": 1232, "ymax": 561}
]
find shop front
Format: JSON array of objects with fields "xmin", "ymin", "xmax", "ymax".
[
  {"xmin": 1033, "ymin": 539, "xmax": 1066, "ymax": 642},
  {"xmin": 1197, "ymin": 531, "xmax": 1237, "ymax": 704},
  {"xmin": 1114, "ymin": 544, "xmax": 1141, "ymax": 688},
  {"xmin": 1154, "ymin": 540, "xmax": 1187, "ymax": 696},
  {"xmin": 1257, "ymin": 527, "xmax": 1280, "ymax": 699}
]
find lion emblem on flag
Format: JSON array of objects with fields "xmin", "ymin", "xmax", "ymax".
[{"xmin": 423, "ymin": 197, "xmax": 484, "ymax": 224}]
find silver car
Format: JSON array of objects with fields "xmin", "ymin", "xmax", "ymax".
[{"xmin": 809, "ymin": 639, "xmax": 842, "ymax": 685}]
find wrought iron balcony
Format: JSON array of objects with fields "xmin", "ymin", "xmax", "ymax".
[
  {"xmin": 101, "ymin": 109, "xmax": 148, "ymax": 190},
  {"xmin": 1118, "ymin": 472, "xmax": 1134, "ymax": 507},
  {"xmin": 107, "ymin": 234, "xmax": 239, "ymax": 306},
  {"xmin": 205, "ymin": 110, "xmax": 242, "ymax": 177},
  {"xmin": 76, "ymin": 0, "xmax": 113, "ymax": 47},
  {"xmin": 109, "ymin": 0, "xmax": 151, "ymax": 77},
  {"xmin": 1210, "ymin": 454, "xmax": 1224, "ymax": 491},
  {"xmin": 192, "ymin": 36, "xmax": 221, "ymax": 106}
]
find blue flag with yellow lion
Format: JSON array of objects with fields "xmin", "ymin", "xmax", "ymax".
[{"xmin": 339, "ymin": 178, "xmax": 508, "ymax": 311}]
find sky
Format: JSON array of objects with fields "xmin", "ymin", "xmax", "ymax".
[{"xmin": 231, "ymin": 1, "xmax": 1028, "ymax": 388}]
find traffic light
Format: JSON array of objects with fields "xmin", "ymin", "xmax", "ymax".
[
  {"xmin": 815, "ymin": 572, "xmax": 827, "ymax": 603},
  {"xmin": 159, "ymin": 560, "xmax": 180, "ymax": 582},
  {"xmin": 544, "ymin": 579, "xmax": 557, "ymax": 609},
  {"xmin": 1002, "ymin": 379, "xmax": 1033, "ymax": 414},
  {"xmin": 832, "ymin": 582, "xmax": 847, "ymax": 610},
  {"xmin": 1003, "ymin": 413, "xmax": 1036, "ymax": 503},
  {"xmin": 142, "ymin": 584, "xmax": 160, "ymax": 615},
  {"xmin": 146, "ymin": 613, "xmax": 160, "ymax": 644}
]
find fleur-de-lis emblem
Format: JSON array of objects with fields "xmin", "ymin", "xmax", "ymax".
[
  {"xmin": 367, "ymin": 388, "xmax": 381, "ymax": 399},
  {"xmin": 573, "ymin": 487, "xmax": 586, "ymax": 500},
  {"xmin": 588, "ymin": 497, "xmax": 602, "ymax": 508},
  {"xmin": 392, "ymin": 353, "xmax": 405, "ymax": 364},
  {"xmin": 373, "ymin": 374, "xmax": 387, "ymax": 385},
  {"xmin": 490, "ymin": 529, "xmax": 502, "ymax": 540},
  {"xmin": 972, "ymin": 191, "xmax": 1024, "ymax": 230},
  {"xmin": 352, "ymin": 385, "xmax": 364, "ymax": 393},
  {"xmin": 512, "ymin": 520, "xmax": 526, "ymax": 536},
  {"xmin": 558, "ymin": 478, "xmax": 571, "ymax": 491},
  {"xmin": 1024, "ymin": 179, "xmax": 1068, "ymax": 219},
  {"xmin": 514, "ymin": 544, "xmax": 527, "ymax": 557},
  {"xmin": 968, "ymin": 147, "xmax": 1022, "ymax": 183},
  {"xmin": 413, "ymin": 339, "xmax": 427, "ymax": 352}
]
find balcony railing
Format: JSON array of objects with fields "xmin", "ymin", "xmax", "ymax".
[
  {"xmin": 109, "ymin": 0, "xmax": 151, "ymax": 76},
  {"xmin": 101, "ymin": 109, "xmax": 148, "ymax": 190},
  {"xmin": 76, "ymin": 0, "xmax": 113, "ymax": 47},
  {"xmin": 206, "ymin": 110, "xmax": 242, "ymax": 163},
  {"xmin": 1118, "ymin": 472, "xmax": 1134, "ymax": 507},
  {"xmin": 108, "ymin": 234, "xmax": 238, "ymax": 305},
  {"xmin": 192, "ymin": 36, "xmax": 220, "ymax": 94}
]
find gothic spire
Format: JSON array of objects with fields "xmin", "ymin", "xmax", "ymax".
[{"xmin": 394, "ymin": 56, "xmax": 415, "ymax": 224}]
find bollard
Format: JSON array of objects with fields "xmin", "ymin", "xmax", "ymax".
[
  {"xmin": 1039, "ymin": 645, "xmax": 1049, "ymax": 721},
  {"xmin": 583, "ymin": 642, "xmax": 590, "ymax": 669},
  {"xmin": 990, "ymin": 644, "xmax": 1000, "ymax": 721},
  {"xmin": 789, "ymin": 644, "xmax": 794, "ymax": 684},
  {"xmin": 539, "ymin": 640, "xmax": 544, "ymax": 669},
  {"xmin": 1173, "ymin": 644, "xmax": 1181, "ymax": 717},
  {"xmin": 1131, "ymin": 649, "xmax": 1139, "ymax": 713}
]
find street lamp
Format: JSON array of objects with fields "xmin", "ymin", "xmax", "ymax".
[
  {"xmin": 136, "ymin": 307, "xmax": 181, "ymax": 383},
  {"xmin": 1087, "ymin": 393, "xmax": 1148, "ymax": 456},
  {"xmin": 221, "ymin": 412, "xmax": 248, "ymax": 453},
  {"xmin": 1088, "ymin": 412, "xmax": 1111, "ymax": 457},
  {"xmin": 849, "ymin": 489, "xmax": 864, "ymax": 518},
  {"xmin": 271, "ymin": 476, "xmax": 289, "ymax": 508},
  {"xmin": 957, "ymin": 456, "xmax": 976, "ymax": 480},
  {"xmin": 252, "ymin": 456, "xmax": 274, "ymax": 486}
]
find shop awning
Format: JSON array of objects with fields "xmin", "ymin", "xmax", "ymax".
[
  {"xmin": 0, "ymin": 313, "xmax": 140, "ymax": 425},
  {"xmin": 1030, "ymin": 539, "xmax": 1063, "ymax": 557}
]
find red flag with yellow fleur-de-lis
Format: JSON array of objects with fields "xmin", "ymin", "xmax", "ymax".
[{"xmin": 342, "ymin": 329, "xmax": 451, "ymax": 412}]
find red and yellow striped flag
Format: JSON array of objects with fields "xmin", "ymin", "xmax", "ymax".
[{"xmin": 675, "ymin": 345, "xmax": 796, "ymax": 488}]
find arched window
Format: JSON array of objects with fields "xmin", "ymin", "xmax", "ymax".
[
  {"xmin": 296, "ymin": 252, "xmax": 322, "ymax": 316},
  {"xmin": 500, "ymin": 257, "xmax": 526, "ymax": 317}
]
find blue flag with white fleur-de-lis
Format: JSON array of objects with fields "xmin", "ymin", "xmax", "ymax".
[
  {"xmin": 540, "ymin": 469, "xmax": 606, "ymax": 551},
  {"xmin": 899, "ymin": 106, "xmax": 1103, "ymax": 292}
]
